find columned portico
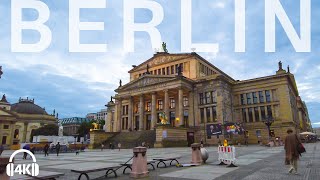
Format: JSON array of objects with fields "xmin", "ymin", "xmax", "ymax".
[
  {"xmin": 164, "ymin": 89, "xmax": 170, "ymax": 120},
  {"xmin": 178, "ymin": 88, "xmax": 184, "ymax": 126},
  {"xmin": 117, "ymin": 99, "xmax": 122, "ymax": 132},
  {"xmin": 139, "ymin": 95, "xmax": 144, "ymax": 130},
  {"xmin": 128, "ymin": 97, "xmax": 133, "ymax": 130},
  {"xmin": 151, "ymin": 92, "xmax": 157, "ymax": 129}
]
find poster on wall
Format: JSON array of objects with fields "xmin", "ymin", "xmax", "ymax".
[
  {"xmin": 224, "ymin": 122, "xmax": 245, "ymax": 135},
  {"xmin": 206, "ymin": 123, "xmax": 222, "ymax": 137}
]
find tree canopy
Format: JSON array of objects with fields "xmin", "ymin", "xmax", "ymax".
[{"xmin": 30, "ymin": 124, "xmax": 59, "ymax": 140}]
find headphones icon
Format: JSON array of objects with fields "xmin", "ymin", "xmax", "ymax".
[{"xmin": 6, "ymin": 149, "xmax": 39, "ymax": 177}]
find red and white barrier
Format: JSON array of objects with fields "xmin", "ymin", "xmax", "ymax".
[{"xmin": 218, "ymin": 145, "xmax": 237, "ymax": 167}]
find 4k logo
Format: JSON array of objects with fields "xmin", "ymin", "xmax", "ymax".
[{"xmin": 6, "ymin": 149, "xmax": 40, "ymax": 177}]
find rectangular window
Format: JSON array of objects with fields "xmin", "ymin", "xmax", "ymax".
[
  {"xmin": 254, "ymin": 107, "xmax": 260, "ymax": 121},
  {"xmin": 212, "ymin": 106, "xmax": 217, "ymax": 121},
  {"xmin": 170, "ymin": 98, "xmax": 175, "ymax": 108},
  {"xmin": 171, "ymin": 65, "xmax": 174, "ymax": 74},
  {"xmin": 206, "ymin": 92, "xmax": 211, "ymax": 104},
  {"xmin": 154, "ymin": 70, "xmax": 157, "ymax": 75},
  {"xmin": 206, "ymin": 107, "xmax": 211, "ymax": 123},
  {"xmin": 200, "ymin": 108, "xmax": 205, "ymax": 123},
  {"xmin": 199, "ymin": 93, "xmax": 204, "ymax": 105},
  {"xmin": 158, "ymin": 69, "xmax": 161, "ymax": 75},
  {"xmin": 265, "ymin": 90, "xmax": 271, "ymax": 102},
  {"xmin": 162, "ymin": 68, "xmax": 165, "ymax": 75},
  {"xmin": 248, "ymin": 108, "xmax": 253, "ymax": 122},
  {"xmin": 259, "ymin": 91, "xmax": 264, "ymax": 103},
  {"xmin": 150, "ymin": 71, "xmax": 153, "ymax": 75},
  {"xmin": 175, "ymin": 64, "xmax": 179, "ymax": 73},
  {"xmin": 267, "ymin": 105, "xmax": 272, "ymax": 118},
  {"xmin": 252, "ymin": 92, "xmax": 258, "ymax": 104},
  {"xmin": 183, "ymin": 97, "xmax": 189, "ymax": 107},
  {"xmin": 180, "ymin": 63, "xmax": 184, "ymax": 72},
  {"xmin": 211, "ymin": 91, "xmax": 216, "ymax": 103},
  {"xmin": 260, "ymin": 106, "xmax": 266, "ymax": 120},
  {"xmin": 3, "ymin": 125, "xmax": 9, "ymax": 129},
  {"xmin": 246, "ymin": 93, "xmax": 252, "ymax": 104},
  {"xmin": 167, "ymin": 67, "xmax": 170, "ymax": 75},
  {"xmin": 240, "ymin": 94, "xmax": 245, "ymax": 105},
  {"xmin": 242, "ymin": 108, "xmax": 247, "ymax": 122},
  {"xmin": 158, "ymin": 100, "xmax": 163, "ymax": 110},
  {"xmin": 134, "ymin": 103, "xmax": 139, "ymax": 113},
  {"xmin": 146, "ymin": 102, "xmax": 151, "ymax": 112}
]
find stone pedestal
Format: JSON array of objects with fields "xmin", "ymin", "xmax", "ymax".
[
  {"xmin": 130, "ymin": 147, "xmax": 148, "ymax": 178},
  {"xmin": 191, "ymin": 143, "xmax": 202, "ymax": 164},
  {"xmin": 0, "ymin": 157, "xmax": 11, "ymax": 180}
]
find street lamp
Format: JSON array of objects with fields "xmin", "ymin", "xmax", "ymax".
[{"xmin": 262, "ymin": 116, "xmax": 274, "ymax": 141}]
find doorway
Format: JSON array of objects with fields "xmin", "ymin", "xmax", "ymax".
[
  {"xmin": 135, "ymin": 116, "xmax": 139, "ymax": 130},
  {"xmin": 146, "ymin": 114, "xmax": 151, "ymax": 130},
  {"xmin": 187, "ymin": 132, "xmax": 195, "ymax": 147}
]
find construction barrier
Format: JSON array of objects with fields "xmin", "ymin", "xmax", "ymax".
[{"xmin": 217, "ymin": 145, "xmax": 237, "ymax": 167}]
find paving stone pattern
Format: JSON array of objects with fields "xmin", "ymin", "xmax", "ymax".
[{"xmin": 2, "ymin": 142, "xmax": 319, "ymax": 180}]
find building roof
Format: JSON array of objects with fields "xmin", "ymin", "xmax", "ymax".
[
  {"xmin": 60, "ymin": 117, "xmax": 90, "ymax": 125},
  {"xmin": 11, "ymin": 98, "xmax": 48, "ymax": 115}
]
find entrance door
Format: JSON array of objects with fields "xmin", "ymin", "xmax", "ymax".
[
  {"xmin": 187, "ymin": 132, "xmax": 195, "ymax": 147},
  {"xmin": 146, "ymin": 115, "xmax": 151, "ymax": 130},
  {"xmin": 135, "ymin": 116, "xmax": 139, "ymax": 130},
  {"xmin": 2, "ymin": 136, "xmax": 7, "ymax": 145}
]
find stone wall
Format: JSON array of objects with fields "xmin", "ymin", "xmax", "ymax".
[
  {"xmin": 89, "ymin": 131, "xmax": 118, "ymax": 149},
  {"xmin": 154, "ymin": 125, "xmax": 188, "ymax": 148}
]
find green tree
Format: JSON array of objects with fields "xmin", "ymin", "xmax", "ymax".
[
  {"xmin": 77, "ymin": 121, "xmax": 94, "ymax": 137},
  {"xmin": 30, "ymin": 124, "xmax": 59, "ymax": 140}
]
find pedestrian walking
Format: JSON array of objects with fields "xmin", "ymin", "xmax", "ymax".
[
  {"xmin": 284, "ymin": 129, "xmax": 300, "ymax": 175},
  {"xmin": 0, "ymin": 144, "xmax": 4, "ymax": 156},
  {"xmin": 118, "ymin": 142, "xmax": 121, "ymax": 151},
  {"xmin": 22, "ymin": 144, "xmax": 30, "ymax": 159},
  {"xmin": 101, "ymin": 143, "xmax": 104, "ymax": 151},
  {"xmin": 56, "ymin": 142, "xmax": 61, "ymax": 156},
  {"xmin": 44, "ymin": 144, "xmax": 49, "ymax": 157}
]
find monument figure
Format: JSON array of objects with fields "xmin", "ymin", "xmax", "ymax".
[{"xmin": 162, "ymin": 42, "xmax": 168, "ymax": 53}]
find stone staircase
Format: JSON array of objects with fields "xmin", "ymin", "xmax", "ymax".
[{"xmin": 102, "ymin": 130, "xmax": 156, "ymax": 149}]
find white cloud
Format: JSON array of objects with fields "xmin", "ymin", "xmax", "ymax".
[
  {"xmin": 211, "ymin": 2, "xmax": 225, "ymax": 9},
  {"xmin": 313, "ymin": 122, "xmax": 320, "ymax": 125}
]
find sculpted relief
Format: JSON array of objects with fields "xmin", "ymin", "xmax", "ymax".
[{"xmin": 134, "ymin": 55, "xmax": 190, "ymax": 71}]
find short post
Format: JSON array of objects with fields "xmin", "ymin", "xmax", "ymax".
[
  {"xmin": 191, "ymin": 143, "xmax": 202, "ymax": 164},
  {"xmin": 0, "ymin": 157, "xmax": 10, "ymax": 180},
  {"xmin": 130, "ymin": 147, "xmax": 148, "ymax": 178}
]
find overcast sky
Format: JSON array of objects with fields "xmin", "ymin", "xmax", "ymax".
[{"xmin": 0, "ymin": 0, "xmax": 319, "ymax": 127}]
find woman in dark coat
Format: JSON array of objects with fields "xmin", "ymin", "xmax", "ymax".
[{"xmin": 284, "ymin": 129, "xmax": 300, "ymax": 174}]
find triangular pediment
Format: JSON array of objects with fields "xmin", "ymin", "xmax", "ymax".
[
  {"xmin": 117, "ymin": 75, "xmax": 177, "ymax": 91},
  {"xmin": 129, "ymin": 53, "xmax": 193, "ymax": 73},
  {"xmin": 0, "ymin": 108, "xmax": 17, "ymax": 118}
]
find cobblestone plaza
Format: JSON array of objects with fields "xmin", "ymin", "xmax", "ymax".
[{"xmin": 2, "ymin": 142, "xmax": 319, "ymax": 180}]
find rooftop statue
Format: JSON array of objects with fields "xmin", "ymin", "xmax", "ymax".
[
  {"xmin": 162, "ymin": 42, "xmax": 168, "ymax": 53},
  {"xmin": 0, "ymin": 66, "xmax": 3, "ymax": 78}
]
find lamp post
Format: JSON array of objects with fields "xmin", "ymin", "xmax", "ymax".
[{"xmin": 262, "ymin": 116, "xmax": 274, "ymax": 141}]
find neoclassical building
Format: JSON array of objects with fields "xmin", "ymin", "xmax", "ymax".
[
  {"xmin": 105, "ymin": 52, "xmax": 312, "ymax": 145},
  {"xmin": 0, "ymin": 95, "xmax": 57, "ymax": 148}
]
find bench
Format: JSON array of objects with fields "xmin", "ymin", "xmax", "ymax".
[
  {"xmin": 153, "ymin": 157, "xmax": 181, "ymax": 168},
  {"xmin": 71, "ymin": 165, "xmax": 121, "ymax": 180},
  {"xmin": 120, "ymin": 160, "xmax": 156, "ymax": 174}
]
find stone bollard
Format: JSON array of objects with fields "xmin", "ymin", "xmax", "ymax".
[
  {"xmin": 191, "ymin": 143, "xmax": 202, "ymax": 164},
  {"xmin": 0, "ymin": 157, "xmax": 11, "ymax": 180},
  {"xmin": 130, "ymin": 147, "xmax": 148, "ymax": 178}
]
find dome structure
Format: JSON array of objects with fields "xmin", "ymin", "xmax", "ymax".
[{"xmin": 11, "ymin": 98, "xmax": 48, "ymax": 115}]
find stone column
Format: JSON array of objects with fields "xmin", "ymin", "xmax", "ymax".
[
  {"xmin": 117, "ymin": 99, "xmax": 122, "ymax": 131},
  {"xmin": 151, "ymin": 92, "xmax": 157, "ymax": 129},
  {"xmin": 139, "ymin": 95, "xmax": 144, "ymax": 130},
  {"xmin": 10, "ymin": 122, "xmax": 15, "ymax": 145},
  {"xmin": 188, "ymin": 91, "xmax": 194, "ymax": 127},
  {"xmin": 128, "ymin": 97, "xmax": 133, "ymax": 130},
  {"xmin": 23, "ymin": 122, "xmax": 28, "ymax": 143},
  {"xmin": 164, "ymin": 90, "xmax": 170, "ymax": 122},
  {"xmin": 106, "ymin": 108, "xmax": 113, "ymax": 132},
  {"xmin": 178, "ymin": 88, "xmax": 184, "ymax": 126}
]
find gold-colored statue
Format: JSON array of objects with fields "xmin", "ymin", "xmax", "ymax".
[
  {"xmin": 159, "ymin": 112, "xmax": 169, "ymax": 125},
  {"xmin": 92, "ymin": 122, "xmax": 99, "ymax": 130}
]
